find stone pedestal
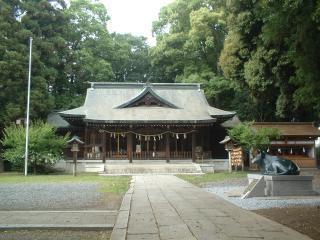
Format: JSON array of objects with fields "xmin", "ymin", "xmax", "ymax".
[
  {"xmin": 264, "ymin": 175, "xmax": 317, "ymax": 197},
  {"xmin": 243, "ymin": 174, "xmax": 318, "ymax": 198}
]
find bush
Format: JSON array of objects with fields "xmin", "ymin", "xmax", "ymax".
[{"xmin": 1, "ymin": 121, "xmax": 69, "ymax": 173}]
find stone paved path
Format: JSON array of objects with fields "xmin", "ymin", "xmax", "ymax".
[{"xmin": 123, "ymin": 175, "xmax": 311, "ymax": 240}]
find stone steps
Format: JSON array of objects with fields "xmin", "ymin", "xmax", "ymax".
[{"xmin": 101, "ymin": 163, "xmax": 203, "ymax": 175}]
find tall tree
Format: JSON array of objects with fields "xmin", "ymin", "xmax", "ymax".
[
  {"xmin": 220, "ymin": 0, "xmax": 320, "ymax": 121},
  {"xmin": 150, "ymin": 0, "xmax": 236, "ymax": 109},
  {"xmin": 111, "ymin": 34, "xmax": 151, "ymax": 82}
]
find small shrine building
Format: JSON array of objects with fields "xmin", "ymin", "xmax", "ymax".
[
  {"xmin": 253, "ymin": 122, "xmax": 320, "ymax": 168},
  {"xmin": 59, "ymin": 82, "xmax": 235, "ymax": 162}
]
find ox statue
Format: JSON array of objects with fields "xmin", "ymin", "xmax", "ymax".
[{"xmin": 252, "ymin": 152, "xmax": 300, "ymax": 175}]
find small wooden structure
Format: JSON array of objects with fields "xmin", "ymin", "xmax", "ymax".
[
  {"xmin": 220, "ymin": 136, "xmax": 244, "ymax": 172},
  {"xmin": 253, "ymin": 122, "xmax": 320, "ymax": 168}
]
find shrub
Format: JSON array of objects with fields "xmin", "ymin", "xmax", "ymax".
[{"xmin": 1, "ymin": 121, "xmax": 68, "ymax": 173}]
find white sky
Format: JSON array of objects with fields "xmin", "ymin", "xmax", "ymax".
[{"xmin": 100, "ymin": 0, "xmax": 173, "ymax": 46}]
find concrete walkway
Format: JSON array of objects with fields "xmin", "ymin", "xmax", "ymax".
[
  {"xmin": 112, "ymin": 175, "xmax": 311, "ymax": 240},
  {"xmin": 0, "ymin": 210, "xmax": 116, "ymax": 230}
]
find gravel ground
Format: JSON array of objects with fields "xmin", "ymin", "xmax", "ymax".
[
  {"xmin": 0, "ymin": 183, "xmax": 105, "ymax": 210},
  {"xmin": 204, "ymin": 170, "xmax": 320, "ymax": 210}
]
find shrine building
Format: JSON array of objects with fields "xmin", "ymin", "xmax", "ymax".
[{"xmin": 59, "ymin": 82, "xmax": 235, "ymax": 164}]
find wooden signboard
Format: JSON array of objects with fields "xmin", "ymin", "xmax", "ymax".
[{"xmin": 230, "ymin": 147, "xmax": 244, "ymax": 171}]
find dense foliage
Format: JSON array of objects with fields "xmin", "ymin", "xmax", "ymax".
[
  {"xmin": 228, "ymin": 122, "xmax": 280, "ymax": 151},
  {"xmin": 0, "ymin": 0, "xmax": 319, "ymax": 129},
  {"xmin": 0, "ymin": 0, "xmax": 150, "ymax": 129},
  {"xmin": 151, "ymin": 0, "xmax": 320, "ymax": 122},
  {"xmin": 1, "ymin": 122, "xmax": 68, "ymax": 172}
]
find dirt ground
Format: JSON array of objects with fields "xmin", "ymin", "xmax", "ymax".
[
  {"xmin": 253, "ymin": 169, "xmax": 320, "ymax": 240},
  {"xmin": 254, "ymin": 206, "xmax": 320, "ymax": 240}
]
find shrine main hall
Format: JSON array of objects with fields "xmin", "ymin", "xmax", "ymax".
[{"xmin": 59, "ymin": 82, "xmax": 235, "ymax": 163}]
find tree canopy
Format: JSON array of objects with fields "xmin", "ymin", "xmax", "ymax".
[{"xmin": 0, "ymin": 0, "xmax": 319, "ymax": 129}]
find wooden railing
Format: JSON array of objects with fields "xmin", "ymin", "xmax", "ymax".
[
  {"xmin": 133, "ymin": 151, "xmax": 167, "ymax": 160},
  {"xmin": 82, "ymin": 150, "xmax": 212, "ymax": 160},
  {"xmin": 170, "ymin": 151, "xmax": 192, "ymax": 159}
]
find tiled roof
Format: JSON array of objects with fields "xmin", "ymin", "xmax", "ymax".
[
  {"xmin": 59, "ymin": 82, "xmax": 235, "ymax": 124},
  {"xmin": 253, "ymin": 122, "xmax": 320, "ymax": 137}
]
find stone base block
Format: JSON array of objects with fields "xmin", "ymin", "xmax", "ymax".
[
  {"xmin": 264, "ymin": 175, "xmax": 318, "ymax": 197},
  {"xmin": 243, "ymin": 174, "xmax": 318, "ymax": 198}
]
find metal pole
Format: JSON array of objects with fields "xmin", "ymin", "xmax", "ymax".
[{"xmin": 24, "ymin": 37, "xmax": 32, "ymax": 176}]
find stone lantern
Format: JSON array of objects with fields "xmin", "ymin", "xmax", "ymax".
[{"xmin": 67, "ymin": 136, "xmax": 84, "ymax": 176}]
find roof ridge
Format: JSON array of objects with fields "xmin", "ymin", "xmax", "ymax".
[{"xmin": 89, "ymin": 82, "xmax": 201, "ymax": 90}]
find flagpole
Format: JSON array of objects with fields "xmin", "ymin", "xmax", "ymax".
[{"xmin": 24, "ymin": 37, "xmax": 32, "ymax": 176}]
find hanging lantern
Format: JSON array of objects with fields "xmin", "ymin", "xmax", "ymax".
[
  {"xmin": 290, "ymin": 148, "xmax": 293, "ymax": 154},
  {"xmin": 278, "ymin": 148, "xmax": 281, "ymax": 154},
  {"xmin": 184, "ymin": 133, "xmax": 187, "ymax": 139},
  {"xmin": 176, "ymin": 134, "xmax": 179, "ymax": 139},
  {"xmin": 153, "ymin": 136, "xmax": 156, "ymax": 141},
  {"xmin": 303, "ymin": 147, "xmax": 306, "ymax": 153},
  {"xmin": 267, "ymin": 148, "xmax": 270, "ymax": 153}
]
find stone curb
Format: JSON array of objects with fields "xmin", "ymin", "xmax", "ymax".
[
  {"xmin": 0, "ymin": 224, "xmax": 113, "ymax": 230},
  {"xmin": 110, "ymin": 178, "xmax": 135, "ymax": 240}
]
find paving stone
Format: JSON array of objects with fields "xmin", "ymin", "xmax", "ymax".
[
  {"xmin": 110, "ymin": 228, "xmax": 126, "ymax": 240},
  {"xmin": 184, "ymin": 219, "xmax": 221, "ymax": 240},
  {"xmin": 127, "ymin": 213, "xmax": 158, "ymax": 235},
  {"xmin": 113, "ymin": 210, "xmax": 129, "ymax": 229},
  {"xmin": 158, "ymin": 224, "xmax": 196, "ymax": 240},
  {"xmin": 127, "ymin": 234, "xmax": 160, "ymax": 240}
]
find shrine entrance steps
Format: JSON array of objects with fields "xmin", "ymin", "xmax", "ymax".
[{"xmin": 100, "ymin": 162, "xmax": 203, "ymax": 175}]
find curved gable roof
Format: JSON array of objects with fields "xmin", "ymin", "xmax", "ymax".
[
  {"xmin": 116, "ymin": 84, "xmax": 179, "ymax": 109},
  {"xmin": 60, "ymin": 82, "xmax": 235, "ymax": 124}
]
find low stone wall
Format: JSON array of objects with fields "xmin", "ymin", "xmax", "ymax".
[
  {"xmin": 54, "ymin": 160, "xmax": 105, "ymax": 173},
  {"xmin": 199, "ymin": 159, "xmax": 229, "ymax": 172}
]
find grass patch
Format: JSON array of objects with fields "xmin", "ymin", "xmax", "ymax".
[
  {"xmin": 178, "ymin": 171, "xmax": 248, "ymax": 186},
  {"xmin": 0, "ymin": 172, "xmax": 131, "ymax": 194}
]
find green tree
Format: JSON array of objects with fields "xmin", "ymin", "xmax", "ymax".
[
  {"xmin": 220, "ymin": 0, "xmax": 320, "ymax": 121},
  {"xmin": 150, "ymin": 0, "xmax": 234, "ymax": 109},
  {"xmin": 0, "ymin": 0, "xmax": 70, "ymax": 127},
  {"xmin": 228, "ymin": 122, "xmax": 280, "ymax": 151},
  {"xmin": 1, "ymin": 121, "xmax": 68, "ymax": 173},
  {"xmin": 111, "ymin": 34, "xmax": 151, "ymax": 82}
]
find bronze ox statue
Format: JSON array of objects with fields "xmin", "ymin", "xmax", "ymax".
[{"xmin": 252, "ymin": 152, "xmax": 300, "ymax": 175}]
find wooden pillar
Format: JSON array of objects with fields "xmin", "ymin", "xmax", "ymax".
[
  {"xmin": 117, "ymin": 134, "xmax": 120, "ymax": 155},
  {"xmin": 127, "ymin": 132, "xmax": 133, "ymax": 163},
  {"xmin": 84, "ymin": 126, "xmax": 88, "ymax": 159},
  {"xmin": 102, "ymin": 131, "xmax": 106, "ymax": 162},
  {"xmin": 192, "ymin": 131, "xmax": 196, "ymax": 162},
  {"xmin": 165, "ymin": 132, "xmax": 170, "ymax": 163}
]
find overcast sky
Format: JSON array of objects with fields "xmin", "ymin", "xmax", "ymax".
[{"xmin": 100, "ymin": 0, "xmax": 173, "ymax": 46}]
